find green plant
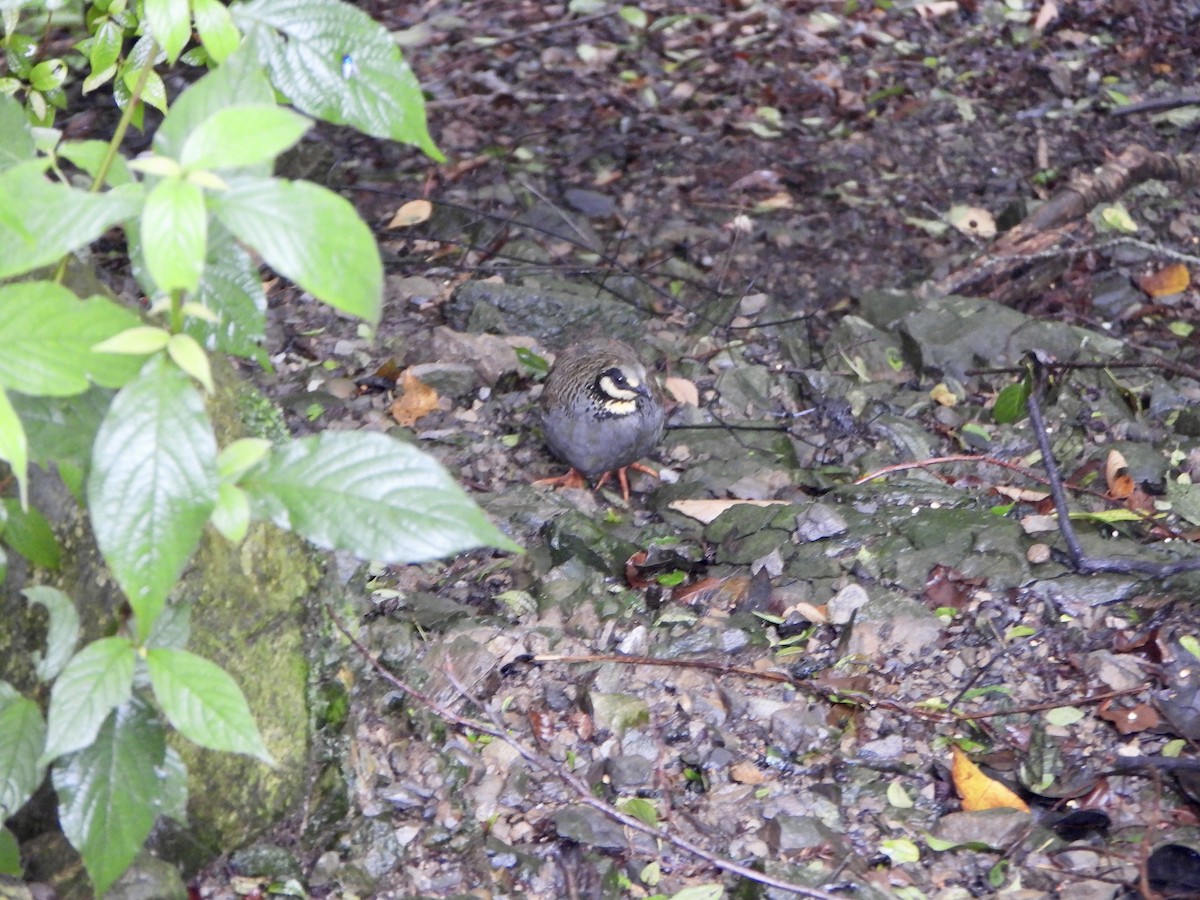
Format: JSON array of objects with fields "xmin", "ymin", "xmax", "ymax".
[{"xmin": 0, "ymin": 0, "xmax": 519, "ymax": 892}]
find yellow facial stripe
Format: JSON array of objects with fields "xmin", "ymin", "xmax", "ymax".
[
  {"xmin": 599, "ymin": 374, "xmax": 640, "ymax": 402},
  {"xmin": 605, "ymin": 398, "xmax": 638, "ymax": 416}
]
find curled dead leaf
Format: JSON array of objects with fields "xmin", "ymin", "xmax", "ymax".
[
  {"xmin": 1105, "ymin": 449, "xmax": 1134, "ymax": 500},
  {"xmin": 1138, "ymin": 263, "xmax": 1190, "ymax": 298},
  {"xmin": 390, "ymin": 368, "xmax": 440, "ymax": 426},
  {"xmin": 951, "ymin": 746, "xmax": 1030, "ymax": 813}
]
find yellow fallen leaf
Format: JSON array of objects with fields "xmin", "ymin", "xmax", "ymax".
[
  {"xmin": 388, "ymin": 198, "xmax": 433, "ymax": 229},
  {"xmin": 1138, "ymin": 263, "xmax": 1190, "ymax": 298},
  {"xmin": 930, "ymin": 383, "xmax": 957, "ymax": 407},
  {"xmin": 391, "ymin": 369, "xmax": 440, "ymax": 426},
  {"xmin": 664, "ymin": 376, "xmax": 699, "ymax": 406},
  {"xmin": 951, "ymin": 746, "xmax": 1030, "ymax": 813}
]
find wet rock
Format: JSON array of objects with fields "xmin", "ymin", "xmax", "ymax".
[
  {"xmin": 542, "ymin": 510, "xmax": 641, "ymax": 577},
  {"xmin": 761, "ymin": 814, "xmax": 848, "ymax": 856},
  {"xmin": 587, "ymin": 693, "xmax": 650, "ymax": 738},
  {"xmin": 828, "ymin": 583, "xmax": 870, "ymax": 624},
  {"xmin": 428, "ymin": 326, "xmax": 521, "ymax": 384},
  {"xmin": 106, "ymin": 850, "xmax": 189, "ymax": 900},
  {"xmin": 407, "ymin": 361, "xmax": 479, "ymax": 400},
  {"xmin": 933, "ymin": 809, "xmax": 1032, "ymax": 850},
  {"xmin": 229, "ymin": 843, "xmax": 302, "ymax": 879},
  {"xmin": 795, "ymin": 503, "xmax": 849, "ymax": 542},
  {"xmin": 770, "ymin": 703, "xmax": 832, "ymax": 752},
  {"xmin": 447, "ymin": 279, "xmax": 650, "ymax": 345},
  {"xmin": 607, "ymin": 755, "xmax": 653, "ymax": 788},
  {"xmin": 554, "ymin": 806, "xmax": 627, "ymax": 850},
  {"xmin": 844, "ymin": 592, "xmax": 942, "ymax": 665}
]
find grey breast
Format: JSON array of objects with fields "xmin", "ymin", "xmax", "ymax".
[{"xmin": 543, "ymin": 393, "xmax": 662, "ymax": 479}]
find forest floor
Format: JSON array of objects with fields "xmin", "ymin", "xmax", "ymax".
[{"xmin": 203, "ymin": 2, "xmax": 1200, "ymax": 898}]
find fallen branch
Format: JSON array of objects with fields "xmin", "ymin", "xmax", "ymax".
[{"xmin": 934, "ymin": 144, "xmax": 1200, "ymax": 303}]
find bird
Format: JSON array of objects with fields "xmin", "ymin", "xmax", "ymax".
[{"xmin": 535, "ymin": 338, "xmax": 665, "ymax": 501}]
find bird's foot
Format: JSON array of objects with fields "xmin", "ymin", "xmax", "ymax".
[
  {"xmin": 595, "ymin": 463, "xmax": 659, "ymax": 502},
  {"xmin": 532, "ymin": 468, "xmax": 590, "ymax": 492}
]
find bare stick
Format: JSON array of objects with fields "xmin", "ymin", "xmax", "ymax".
[{"xmin": 327, "ymin": 606, "xmax": 845, "ymax": 900}]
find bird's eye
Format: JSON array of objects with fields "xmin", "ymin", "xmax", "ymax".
[{"xmin": 606, "ymin": 368, "xmax": 629, "ymax": 388}]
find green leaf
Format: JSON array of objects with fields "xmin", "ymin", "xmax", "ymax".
[
  {"xmin": 243, "ymin": 431, "xmax": 521, "ymax": 562},
  {"xmin": 187, "ymin": 224, "xmax": 268, "ymax": 359},
  {"xmin": 154, "ymin": 47, "xmax": 276, "ymax": 160},
  {"xmin": 144, "ymin": 0, "xmax": 191, "ymax": 63},
  {"xmin": 618, "ymin": 796, "xmax": 658, "ymax": 827},
  {"xmin": 0, "ymin": 386, "xmax": 28, "ymax": 507},
  {"xmin": 24, "ymin": 586, "xmax": 80, "ymax": 682},
  {"xmin": 0, "ymin": 826, "xmax": 18, "ymax": 876},
  {"xmin": 88, "ymin": 357, "xmax": 218, "ymax": 638},
  {"xmin": 12, "ymin": 388, "xmax": 113, "ymax": 474},
  {"xmin": 57, "ymin": 139, "xmax": 133, "ymax": 186},
  {"xmin": 0, "ymin": 692, "xmax": 46, "ymax": 820},
  {"xmin": 880, "ymin": 838, "xmax": 920, "ymax": 864},
  {"xmin": 142, "ymin": 177, "xmax": 207, "ymax": 293},
  {"xmin": 217, "ymin": 437, "xmax": 272, "ymax": 481},
  {"xmin": 28, "ymin": 59, "xmax": 67, "ymax": 92},
  {"xmin": 668, "ymin": 887, "xmax": 724, "ymax": 900},
  {"xmin": 0, "ymin": 162, "xmax": 142, "ymax": 279},
  {"xmin": 1098, "ymin": 203, "xmax": 1137, "ymax": 234},
  {"xmin": 1, "ymin": 500, "xmax": 60, "ymax": 570},
  {"xmin": 156, "ymin": 746, "xmax": 189, "ymax": 822},
  {"xmin": 211, "ymin": 482, "xmax": 251, "ymax": 542},
  {"xmin": 89, "ymin": 19, "xmax": 124, "ymax": 76},
  {"xmin": 92, "ymin": 326, "xmax": 172, "ymax": 357},
  {"xmin": 992, "ymin": 380, "xmax": 1030, "ymax": 424},
  {"xmin": 0, "ymin": 283, "xmax": 144, "ymax": 394},
  {"xmin": 167, "ymin": 333, "xmax": 214, "ymax": 393},
  {"xmin": 193, "ymin": 0, "xmax": 240, "ymax": 64},
  {"xmin": 887, "ymin": 779, "xmax": 914, "ymax": 808},
  {"xmin": 53, "ymin": 695, "xmax": 165, "ymax": 896},
  {"xmin": 619, "ymin": 6, "xmax": 648, "ymax": 28},
  {"xmin": 146, "ymin": 647, "xmax": 273, "ymax": 763},
  {"xmin": 213, "ymin": 175, "xmax": 382, "ymax": 326},
  {"xmin": 1044, "ymin": 706, "xmax": 1085, "ymax": 727},
  {"xmin": 0, "ymin": 95, "xmax": 34, "ymax": 169},
  {"xmin": 1179, "ymin": 634, "xmax": 1200, "ymax": 660},
  {"xmin": 181, "ymin": 105, "xmax": 311, "ymax": 170},
  {"xmin": 41, "ymin": 636, "xmax": 135, "ymax": 762},
  {"xmin": 233, "ymin": 0, "xmax": 443, "ymax": 159}
]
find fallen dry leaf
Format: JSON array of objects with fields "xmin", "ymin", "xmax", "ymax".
[
  {"xmin": 947, "ymin": 205, "xmax": 997, "ymax": 238},
  {"xmin": 993, "ymin": 485, "xmax": 1050, "ymax": 503},
  {"xmin": 1033, "ymin": 0, "xmax": 1059, "ymax": 30},
  {"xmin": 1105, "ymin": 449, "xmax": 1134, "ymax": 500},
  {"xmin": 952, "ymin": 746, "xmax": 1030, "ymax": 813},
  {"xmin": 388, "ymin": 198, "xmax": 433, "ymax": 229},
  {"xmin": 668, "ymin": 498, "xmax": 790, "ymax": 525},
  {"xmin": 1138, "ymin": 263, "xmax": 1190, "ymax": 298},
  {"xmin": 930, "ymin": 383, "xmax": 957, "ymax": 407},
  {"xmin": 730, "ymin": 760, "xmax": 768, "ymax": 785},
  {"xmin": 390, "ymin": 369, "xmax": 440, "ymax": 426},
  {"xmin": 1098, "ymin": 700, "xmax": 1160, "ymax": 735},
  {"xmin": 664, "ymin": 376, "xmax": 700, "ymax": 406}
]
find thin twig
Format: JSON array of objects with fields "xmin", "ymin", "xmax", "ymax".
[{"xmin": 327, "ymin": 606, "xmax": 845, "ymax": 900}]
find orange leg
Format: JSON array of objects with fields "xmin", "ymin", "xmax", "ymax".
[
  {"xmin": 594, "ymin": 462, "xmax": 660, "ymax": 503},
  {"xmin": 537, "ymin": 463, "xmax": 659, "ymax": 503},
  {"xmin": 532, "ymin": 468, "xmax": 590, "ymax": 491}
]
